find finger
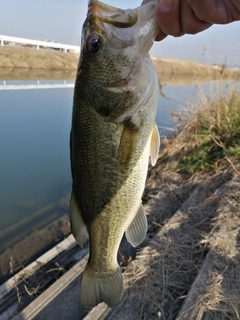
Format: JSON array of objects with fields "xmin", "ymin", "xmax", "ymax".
[
  {"xmin": 232, "ymin": 0, "xmax": 240, "ymax": 13},
  {"xmin": 155, "ymin": 0, "xmax": 185, "ymax": 37},
  {"xmin": 181, "ymin": 0, "xmax": 212, "ymax": 34},
  {"xmin": 155, "ymin": 31, "xmax": 167, "ymax": 41}
]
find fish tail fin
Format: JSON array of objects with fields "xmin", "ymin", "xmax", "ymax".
[{"xmin": 80, "ymin": 264, "xmax": 123, "ymax": 308}]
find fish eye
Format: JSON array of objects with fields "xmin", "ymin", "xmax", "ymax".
[{"xmin": 86, "ymin": 35, "xmax": 102, "ymax": 53}]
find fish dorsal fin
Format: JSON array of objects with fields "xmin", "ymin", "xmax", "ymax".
[
  {"xmin": 70, "ymin": 192, "xmax": 89, "ymax": 247},
  {"xmin": 118, "ymin": 123, "xmax": 139, "ymax": 173},
  {"xmin": 125, "ymin": 204, "xmax": 147, "ymax": 247},
  {"xmin": 150, "ymin": 122, "xmax": 160, "ymax": 166}
]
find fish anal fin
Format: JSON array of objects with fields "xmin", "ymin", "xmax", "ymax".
[
  {"xmin": 70, "ymin": 191, "xmax": 89, "ymax": 247},
  {"xmin": 150, "ymin": 122, "xmax": 160, "ymax": 166},
  {"xmin": 118, "ymin": 123, "xmax": 139, "ymax": 173},
  {"xmin": 81, "ymin": 264, "xmax": 123, "ymax": 307},
  {"xmin": 125, "ymin": 203, "xmax": 147, "ymax": 247}
]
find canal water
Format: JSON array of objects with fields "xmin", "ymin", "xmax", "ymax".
[{"xmin": 0, "ymin": 77, "xmax": 234, "ymax": 282}]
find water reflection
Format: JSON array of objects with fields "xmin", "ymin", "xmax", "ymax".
[{"xmin": 0, "ymin": 80, "xmax": 74, "ymax": 90}]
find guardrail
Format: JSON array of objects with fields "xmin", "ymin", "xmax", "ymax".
[{"xmin": 0, "ymin": 35, "xmax": 80, "ymax": 53}]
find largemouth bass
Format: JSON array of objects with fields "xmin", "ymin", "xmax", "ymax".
[{"xmin": 70, "ymin": 0, "xmax": 160, "ymax": 308}]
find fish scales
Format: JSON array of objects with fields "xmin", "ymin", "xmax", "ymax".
[{"xmin": 70, "ymin": 0, "xmax": 160, "ymax": 308}]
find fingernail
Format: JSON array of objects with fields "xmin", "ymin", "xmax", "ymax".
[{"xmin": 157, "ymin": 0, "xmax": 174, "ymax": 12}]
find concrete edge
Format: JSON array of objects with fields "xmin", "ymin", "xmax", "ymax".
[
  {"xmin": 13, "ymin": 253, "xmax": 89, "ymax": 320},
  {"xmin": 83, "ymin": 303, "xmax": 110, "ymax": 320},
  {"xmin": 176, "ymin": 176, "xmax": 240, "ymax": 319},
  {"xmin": 0, "ymin": 234, "xmax": 76, "ymax": 300},
  {"xmin": 176, "ymin": 251, "xmax": 215, "ymax": 320}
]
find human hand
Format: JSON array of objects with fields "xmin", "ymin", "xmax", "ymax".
[{"xmin": 142, "ymin": 0, "xmax": 240, "ymax": 41}]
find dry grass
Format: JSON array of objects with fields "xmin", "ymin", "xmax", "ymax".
[
  {"xmin": 0, "ymin": 46, "xmax": 78, "ymax": 70},
  {"xmin": 152, "ymin": 58, "xmax": 240, "ymax": 85}
]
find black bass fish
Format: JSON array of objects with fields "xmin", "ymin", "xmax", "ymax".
[{"xmin": 70, "ymin": 0, "xmax": 160, "ymax": 308}]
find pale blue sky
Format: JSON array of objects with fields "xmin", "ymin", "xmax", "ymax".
[{"xmin": 0, "ymin": 0, "xmax": 239, "ymax": 67}]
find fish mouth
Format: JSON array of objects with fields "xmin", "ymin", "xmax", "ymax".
[
  {"xmin": 88, "ymin": 0, "xmax": 138, "ymax": 28},
  {"xmin": 85, "ymin": 0, "xmax": 158, "ymax": 56}
]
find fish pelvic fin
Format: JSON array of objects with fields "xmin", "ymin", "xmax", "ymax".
[
  {"xmin": 150, "ymin": 122, "xmax": 160, "ymax": 166},
  {"xmin": 125, "ymin": 203, "xmax": 147, "ymax": 247},
  {"xmin": 70, "ymin": 191, "xmax": 89, "ymax": 247},
  {"xmin": 81, "ymin": 264, "xmax": 123, "ymax": 307},
  {"xmin": 117, "ymin": 122, "xmax": 139, "ymax": 173}
]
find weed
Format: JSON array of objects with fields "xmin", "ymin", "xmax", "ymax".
[{"xmin": 159, "ymin": 86, "xmax": 240, "ymax": 176}]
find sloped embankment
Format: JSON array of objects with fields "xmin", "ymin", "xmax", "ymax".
[
  {"xmin": 0, "ymin": 46, "xmax": 78, "ymax": 69},
  {"xmin": 5, "ymin": 164, "xmax": 240, "ymax": 320}
]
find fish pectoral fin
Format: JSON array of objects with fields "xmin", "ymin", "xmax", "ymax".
[
  {"xmin": 118, "ymin": 123, "xmax": 139, "ymax": 173},
  {"xmin": 70, "ymin": 191, "xmax": 89, "ymax": 248},
  {"xmin": 125, "ymin": 204, "xmax": 148, "ymax": 247},
  {"xmin": 150, "ymin": 122, "xmax": 160, "ymax": 166}
]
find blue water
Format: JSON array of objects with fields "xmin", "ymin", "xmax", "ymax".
[
  {"xmin": 0, "ymin": 88, "xmax": 72, "ymax": 233},
  {"xmin": 157, "ymin": 82, "xmax": 202, "ymax": 135}
]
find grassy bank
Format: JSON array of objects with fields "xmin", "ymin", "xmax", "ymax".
[
  {"xmin": 0, "ymin": 46, "xmax": 78, "ymax": 70},
  {"xmin": 152, "ymin": 58, "xmax": 240, "ymax": 84}
]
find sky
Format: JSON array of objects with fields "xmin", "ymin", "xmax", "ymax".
[{"xmin": 0, "ymin": 0, "xmax": 239, "ymax": 67}]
